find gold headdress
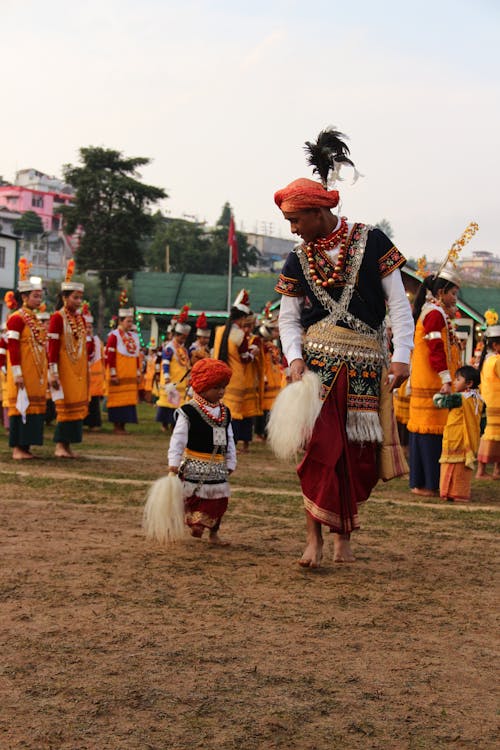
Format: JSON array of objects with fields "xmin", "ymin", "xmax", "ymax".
[
  {"xmin": 435, "ymin": 222, "xmax": 479, "ymax": 287},
  {"xmin": 17, "ymin": 257, "xmax": 41, "ymax": 293},
  {"xmin": 61, "ymin": 259, "xmax": 84, "ymax": 292}
]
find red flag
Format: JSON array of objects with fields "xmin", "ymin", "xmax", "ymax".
[{"xmin": 228, "ymin": 214, "xmax": 239, "ymax": 266}]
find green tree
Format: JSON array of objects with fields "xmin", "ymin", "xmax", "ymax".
[
  {"xmin": 13, "ymin": 210, "xmax": 44, "ymax": 237},
  {"xmin": 146, "ymin": 213, "xmax": 211, "ymax": 272},
  {"xmin": 375, "ymin": 218, "xmax": 394, "ymax": 240},
  {"xmin": 60, "ymin": 147, "xmax": 166, "ymax": 333},
  {"xmin": 144, "ymin": 204, "xmax": 260, "ymax": 276}
]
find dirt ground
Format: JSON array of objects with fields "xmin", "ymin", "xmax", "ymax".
[{"xmin": 0, "ymin": 413, "xmax": 499, "ymax": 750}]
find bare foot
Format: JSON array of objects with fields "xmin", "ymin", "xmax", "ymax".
[
  {"xmin": 12, "ymin": 448, "xmax": 34, "ymax": 460},
  {"xmin": 475, "ymin": 473, "xmax": 492, "ymax": 480},
  {"xmin": 298, "ymin": 540, "xmax": 323, "ymax": 568},
  {"xmin": 190, "ymin": 524, "xmax": 204, "ymax": 538},
  {"xmin": 333, "ymin": 533, "xmax": 356, "ymax": 563},
  {"xmin": 54, "ymin": 450, "xmax": 74, "ymax": 459},
  {"xmin": 208, "ymin": 532, "xmax": 230, "ymax": 546},
  {"xmin": 411, "ymin": 487, "xmax": 439, "ymax": 497}
]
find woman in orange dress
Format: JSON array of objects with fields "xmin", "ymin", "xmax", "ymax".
[
  {"xmin": 5, "ymin": 265, "xmax": 48, "ymax": 459},
  {"xmin": 48, "ymin": 264, "xmax": 93, "ymax": 458},
  {"xmin": 407, "ymin": 270, "xmax": 462, "ymax": 495},
  {"xmin": 105, "ymin": 304, "xmax": 140, "ymax": 434}
]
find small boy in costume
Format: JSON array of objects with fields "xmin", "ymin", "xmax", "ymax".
[
  {"xmin": 168, "ymin": 357, "xmax": 236, "ymax": 543},
  {"xmin": 433, "ymin": 365, "xmax": 483, "ymax": 502}
]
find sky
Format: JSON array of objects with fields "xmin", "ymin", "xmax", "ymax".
[{"xmin": 1, "ymin": 0, "xmax": 499, "ymax": 260}]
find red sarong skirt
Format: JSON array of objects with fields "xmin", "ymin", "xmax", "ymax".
[
  {"xmin": 184, "ymin": 495, "xmax": 228, "ymax": 530},
  {"xmin": 298, "ymin": 366, "xmax": 378, "ymax": 533}
]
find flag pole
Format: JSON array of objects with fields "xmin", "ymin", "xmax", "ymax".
[{"xmin": 227, "ymin": 233, "xmax": 232, "ymax": 314}]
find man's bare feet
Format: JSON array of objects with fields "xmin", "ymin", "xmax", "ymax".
[
  {"xmin": 411, "ymin": 487, "xmax": 439, "ymax": 497},
  {"xmin": 208, "ymin": 532, "xmax": 230, "ymax": 546},
  {"xmin": 12, "ymin": 447, "xmax": 34, "ymax": 460},
  {"xmin": 333, "ymin": 533, "xmax": 356, "ymax": 563},
  {"xmin": 298, "ymin": 540, "xmax": 323, "ymax": 568},
  {"xmin": 298, "ymin": 511, "xmax": 323, "ymax": 568}
]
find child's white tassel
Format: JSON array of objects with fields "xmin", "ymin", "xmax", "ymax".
[
  {"xmin": 143, "ymin": 474, "xmax": 186, "ymax": 544},
  {"xmin": 267, "ymin": 370, "xmax": 323, "ymax": 460}
]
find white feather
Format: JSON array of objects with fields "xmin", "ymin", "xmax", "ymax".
[
  {"xmin": 143, "ymin": 475, "xmax": 186, "ymax": 544},
  {"xmin": 267, "ymin": 370, "xmax": 323, "ymax": 460}
]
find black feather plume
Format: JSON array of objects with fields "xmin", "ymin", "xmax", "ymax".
[{"xmin": 304, "ymin": 128, "xmax": 354, "ymax": 186}]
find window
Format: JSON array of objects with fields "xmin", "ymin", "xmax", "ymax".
[
  {"xmin": 0, "ymin": 246, "xmax": 5, "ymax": 268},
  {"xmin": 32, "ymin": 195, "xmax": 44, "ymax": 208}
]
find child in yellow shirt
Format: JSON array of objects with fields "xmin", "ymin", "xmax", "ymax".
[{"xmin": 433, "ymin": 366, "xmax": 483, "ymax": 502}]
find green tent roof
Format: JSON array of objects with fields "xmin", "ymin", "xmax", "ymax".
[
  {"xmin": 133, "ymin": 270, "xmax": 498, "ymax": 324},
  {"xmin": 133, "ymin": 272, "xmax": 280, "ymax": 318},
  {"xmin": 458, "ymin": 287, "xmax": 499, "ymax": 320}
]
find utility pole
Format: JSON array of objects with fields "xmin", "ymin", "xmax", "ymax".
[{"xmin": 165, "ymin": 243, "xmax": 170, "ymax": 273}]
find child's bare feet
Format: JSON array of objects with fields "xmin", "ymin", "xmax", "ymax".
[{"xmin": 190, "ymin": 524, "xmax": 204, "ymax": 538}]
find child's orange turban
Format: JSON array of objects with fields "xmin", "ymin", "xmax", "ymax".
[
  {"xmin": 274, "ymin": 178, "xmax": 339, "ymax": 213},
  {"xmin": 190, "ymin": 358, "xmax": 232, "ymax": 394}
]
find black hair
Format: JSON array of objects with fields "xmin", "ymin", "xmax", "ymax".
[
  {"xmin": 455, "ymin": 365, "xmax": 480, "ymax": 389},
  {"xmin": 218, "ymin": 307, "xmax": 251, "ymax": 363},
  {"xmin": 412, "ymin": 275, "xmax": 458, "ymax": 323},
  {"xmin": 478, "ymin": 335, "xmax": 500, "ymax": 373},
  {"xmin": 55, "ymin": 290, "xmax": 74, "ymax": 311}
]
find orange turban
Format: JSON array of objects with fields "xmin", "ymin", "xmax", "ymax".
[
  {"xmin": 190, "ymin": 358, "xmax": 232, "ymax": 394},
  {"xmin": 274, "ymin": 178, "xmax": 339, "ymax": 213}
]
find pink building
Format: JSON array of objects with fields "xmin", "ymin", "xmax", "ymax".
[{"xmin": 0, "ymin": 185, "xmax": 73, "ymax": 232}]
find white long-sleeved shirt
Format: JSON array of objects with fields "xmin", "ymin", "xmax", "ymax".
[
  {"xmin": 279, "ymin": 260, "xmax": 414, "ymax": 365},
  {"xmin": 168, "ymin": 404, "xmax": 237, "ymax": 471}
]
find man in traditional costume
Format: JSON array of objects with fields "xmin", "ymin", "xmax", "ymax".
[
  {"xmin": 156, "ymin": 306, "xmax": 191, "ymax": 431},
  {"xmin": 5, "ymin": 261, "xmax": 48, "ymax": 459},
  {"xmin": 83, "ymin": 303, "xmax": 105, "ymax": 430},
  {"xmin": 105, "ymin": 293, "xmax": 140, "ymax": 434},
  {"xmin": 189, "ymin": 312, "xmax": 211, "ymax": 364},
  {"xmin": 274, "ymin": 128, "xmax": 414, "ymax": 567},
  {"xmin": 213, "ymin": 290, "xmax": 261, "ymax": 451},
  {"xmin": 254, "ymin": 305, "xmax": 283, "ymax": 440},
  {"xmin": 48, "ymin": 261, "xmax": 93, "ymax": 458}
]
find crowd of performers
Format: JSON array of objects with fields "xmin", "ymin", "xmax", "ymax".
[{"xmin": 1, "ymin": 129, "xmax": 500, "ymax": 565}]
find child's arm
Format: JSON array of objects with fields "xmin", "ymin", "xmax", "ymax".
[
  {"xmin": 226, "ymin": 423, "xmax": 237, "ymax": 474},
  {"xmin": 167, "ymin": 410, "xmax": 189, "ymax": 472},
  {"xmin": 433, "ymin": 393, "xmax": 463, "ymax": 409}
]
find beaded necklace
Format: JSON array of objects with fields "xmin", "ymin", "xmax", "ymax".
[
  {"xmin": 118, "ymin": 327, "xmax": 139, "ymax": 355},
  {"xmin": 61, "ymin": 307, "xmax": 86, "ymax": 363},
  {"xmin": 193, "ymin": 394, "xmax": 227, "ymax": 426},
  {"xmin": 21, "ymin": 306, "xmax": 47, "ymax": 348},
  {"xmin": 305, "ymin": 216, "xmax": 350, "ymax": 288},
  {"xmin": 20, "ymin": 306, "xmax": 47, "ymax": 383}
]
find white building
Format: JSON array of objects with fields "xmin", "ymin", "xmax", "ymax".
[{"xmin": 0, "ymin": 231, "xmax": 18, "ymax": 325}]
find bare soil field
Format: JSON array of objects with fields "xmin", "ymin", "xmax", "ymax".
[{"xmin": 1, "ymin": 406, "xmax": 499, "ymax": 750}]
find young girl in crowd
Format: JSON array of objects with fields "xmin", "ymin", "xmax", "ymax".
[
  {"xmin": 168, "ymin": 357, "xmax": 236, "ymax": 544},
  {"xmin": 476, "ymin": 321, "xmax": 500, "ymax": 480},
  {"xmin": 433, "ymin": 365, "xmax": 483, "ymax": 502}
]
